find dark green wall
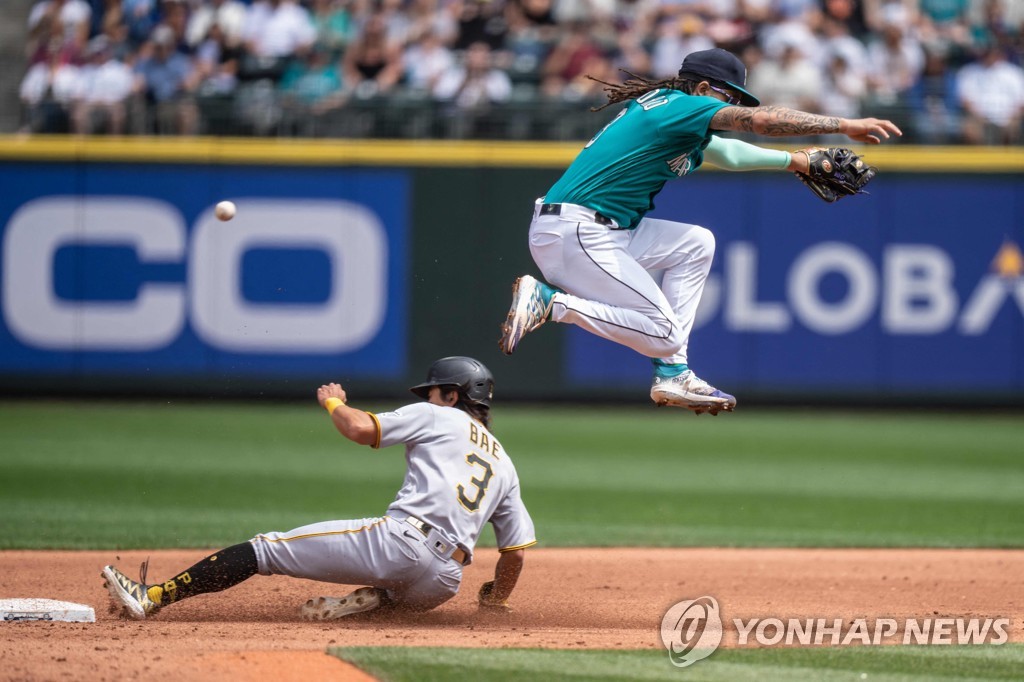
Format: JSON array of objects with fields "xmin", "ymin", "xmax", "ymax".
[{"xmin": 408, "ymin": 167, "xmax": 568, "ymax": 398}]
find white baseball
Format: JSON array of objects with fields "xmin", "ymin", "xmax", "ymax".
[{"xmin": 215, "ymin": 200, "xmax": 236, "ymax": 221}]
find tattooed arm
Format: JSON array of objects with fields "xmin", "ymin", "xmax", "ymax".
[{"xmin": 710, "ymin": 105, "xmax": 902, "ymax": 144}]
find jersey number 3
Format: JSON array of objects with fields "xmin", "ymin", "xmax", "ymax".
[{"xmin": 457, "ymin": 453, "xmax": 493, "ymax": 512}]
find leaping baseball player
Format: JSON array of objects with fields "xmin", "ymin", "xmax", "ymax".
[
  {"xmin": 102, "ymin": 357, "xmax": 536, "ymax": 620},
  {"xmin": 499, "ymin": 48, "xmax": 901, "ymax": 415}
]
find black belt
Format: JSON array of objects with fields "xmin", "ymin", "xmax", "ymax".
[
  {"xmin": 539, "ymin": 203, "xmax": 615, "ymax": 227},
  {"xmin": 406, "ymin": 517, "xmax": 468, "ymax": 565}
]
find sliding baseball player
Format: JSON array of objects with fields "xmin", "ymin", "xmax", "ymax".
[{"xmin": 102, "ymin": 357, "xmax": 536, "ymax": 620}]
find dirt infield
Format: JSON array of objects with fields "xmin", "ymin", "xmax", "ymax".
[{"xmin": 3, "ymin": 548, "xmax": 1022, "ymax": 681}]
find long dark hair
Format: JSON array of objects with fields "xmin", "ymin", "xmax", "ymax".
[
  {"xmin": 587, "ymin": 71, "xmax": 698, "ymax": 111},
  {"xmin": 441, "ymin": 387, "xmax": 492, "ymax": 429}
]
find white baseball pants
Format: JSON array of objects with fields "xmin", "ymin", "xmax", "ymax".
[
  {"xmin": 251, "ymin": 516, "xmax": 462, "ymax": 610},
  {"xmin": 528, "ymin": 202, "xmax": 715, "ymax": 365}
]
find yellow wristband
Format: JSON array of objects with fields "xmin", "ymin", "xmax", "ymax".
[{"xmin": 324, "ymin": 397, "xmax": 344, "ymax": 414}]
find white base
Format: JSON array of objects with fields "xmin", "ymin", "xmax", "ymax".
[{"xmin": 0, "ymin": 598, "xmax": 95, "ymax": 623}]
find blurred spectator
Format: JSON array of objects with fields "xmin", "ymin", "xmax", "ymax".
[
  {"xmin": 815, "ymin": 17, "xmax": 868, "ymax": 115},
  {"xmin": 506, "ymin": 0, "xmax": 560, "ymax": 42},
  {"xmin": 404, "ymin": 30, "xmax": 456, "ymax": 91},
  {"xmin": 969, "ymin": 0, "xmax": 1024, "ymax": 28},
  {"xmin": 280, "ymin": 48, "xmax": 344, "ymax": 107},
  {"xmin": 863, "ymin": 0, "xmax": 918, "ymax": 33},
  {"xmin": 650, "ymin": 14, "xmax": 714, "ymax": 78},
  {"xmin": 761, "ymin": 18, "xmax": 820, "ymax": 63},
  {"xmin": 917, "ymin": 0, "xmax": 974, "ymax": 61},
  {"xmin": 279, "ymin": 47, "xmax": 345, "ymax": 133},
  {"xmin": 161, "ymin": 0, "xmax": 192, "ymax": 52},
  {"xmin": 505, "ymin": 0, "xmax": 560, "ymax": 85},
  {"xmin": 543, "ymin": 46, "xmax": 616, "ymax": 103},
  {"xmin": 611, "ymin": 0, "xmax": 661, "ymax": 37},
  {"xmin": 747, "ymin": 39, "xmax": 824, "ymax": 111},
  {"xmin": 908, "ymin": 46, "xmax": 961, "ymax": 143},
  {"xmin": 186, "ymin": 0, "xmax": 248, "ymax": 50},
  {"xmin": 342, "ymin": 13, "xmax": 405, "ymax": 98},
  {"xmin": 242, "ymin": 0, "xmax": 317, "ymax": 58},
  {"xmin": 16, "ymin": 0, "xmax": 1024, "ymax": 142},
  {"xmin": 610, "ymin": 27, "xmax": 652, "ymax": 78},
  {"xmin": 195, "ymin": 22, "xmax": 242, "ymax": 96},
  {"xmin": 122, "ymin": 0, "xmax": 160, "ymax": 46},
  {"xmin": 70, "ymin": 35, "xmax": 136, "ymax": 134},
  {"xmin": 540, "ymin": 22, "xmax": 605, "ymax": 90},
  {"xmin": 818, "ymin": 16, "xmax": 868, "ymax": 76},
  {"xmin": 19, "ymin": 48, "xmax": 81, "ymax": 133},
  {"xmin": 453, "ymin": 0, "xmax": 509, "ymax": 51},
  {"xmin": 969, "ymin": 0, "xmax": 1023, "ymax": 64},
  {"xmin": 28, "ymin": 0, "xmax": 92, "ymax": 55},
  {"xmin": 921, "ymin": 0, "xmax": 970, "ymax": 25},
  {"xmin": 702, "ymin": 3, "xmax": 756, "ymax": 50},
  {"xmin": 405, "ymin": 0, "xmax": 459, "ymax": 46},
  {"xmin": 94, "ymin": 0, "xmax": 130, "ymax": 56},
  {"xmin": 26, "ymin": 13, "xmax": 83, "ymax": 67},
  {"xmin": 374, "ymin": 0, "xmax": 421, "ymax": 46},
  {"xmin": 553, "ymin": 0, "xmax": 616, "ymax": 26},
  {"xmin": 736, "ymin": 0, "xmax": 773, "ymax": 25},
  {"xmin": 135, "ymin": 25, "xmax": 200, "ymax": 133},
  {"xmin": 772, "ymin": 0, "xmax": 820, "ymax": 23},
  {"xmin": 818, "ymin": 0, "xmax": 870, "ymax": 39},
  {"xmin": 434, "ymin": 41, "xmax": 512, "ymax": 108},
  {"xmin": 820, "ymin": 52, "xmax": 866, "ymax": 117},
  {"xmin": 307, "ymin": 0, "xmax": 352, "ymax": 53},
  {"xmin": 956, "ymin": 43, "xmax": 1024, "ymax": 144},
  {"xmin": 864, "ymin": 16, "xmax": 925, "ymax": 106},
  {"xmin": 649, "ymin": 0, "xmax": 738, "ymax": 23}
]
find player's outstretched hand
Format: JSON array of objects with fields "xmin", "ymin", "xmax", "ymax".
[
  {"xmin": 477, "ymin": 580, "xmax": 512, "ymax": 613},
  {"xmin": 840, "ymin": 118, "xmax": 902, "ymax": 144},
  {"xmin": 317, "ymin": 383, "xmax": 348, "ymax": 407}
]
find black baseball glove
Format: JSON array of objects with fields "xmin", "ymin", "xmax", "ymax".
[{"xmin": 794, "ymin": 147, "xmax": 877, "ymax": 203}]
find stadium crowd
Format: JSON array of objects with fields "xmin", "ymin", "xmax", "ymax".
[{"xmin": 18, "ymin": 0, "xmax": 1024, "ymax": 143}]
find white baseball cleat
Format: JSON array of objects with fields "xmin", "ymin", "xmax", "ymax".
[
  {"xmin": 499, "ymin": 275, "xmax": 554, "ymax": 355},
  {"xmin": 651, "ymin": 370, "xmax": 737, "ymax": 415},
  {"xmin": 300, "ymin": 587, "xmax": 382, "ymax": 621}
]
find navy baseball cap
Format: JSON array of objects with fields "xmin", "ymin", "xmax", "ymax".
[{"xmin": 678, "ymin": 48, "xmax": 760, "ymax": 107}]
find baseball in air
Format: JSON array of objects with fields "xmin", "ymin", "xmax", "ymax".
[{"xmin": 214, "ymin": 201, "xmax": 236, "ymax": 221}]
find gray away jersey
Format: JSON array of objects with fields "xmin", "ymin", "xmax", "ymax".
[{"xmin": 369, "ymin": 402, "xmax": 537, "ymax": 564}]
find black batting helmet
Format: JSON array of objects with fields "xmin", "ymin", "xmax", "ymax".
[{"xmin": 410, "ymin": 356, "xmax": 495, "ymax": 407}]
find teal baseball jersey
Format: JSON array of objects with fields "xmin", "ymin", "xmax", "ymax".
[{"xmin": 544, "ymin": 89, "xmax": 729, "ymax": 228}]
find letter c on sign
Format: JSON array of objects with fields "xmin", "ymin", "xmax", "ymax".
[{"xmin": 2, "ymin": 196, "xmax": 186, "ymax": 350}]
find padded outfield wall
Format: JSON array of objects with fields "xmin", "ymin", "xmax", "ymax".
[{"xmin": 0, "ymin": 137, "xmax": 1021, "ymax": 404}]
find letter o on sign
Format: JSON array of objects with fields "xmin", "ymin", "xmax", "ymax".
[{"xmin": 189, "ymin": 199, "xmax": 387, "ymax": 353}]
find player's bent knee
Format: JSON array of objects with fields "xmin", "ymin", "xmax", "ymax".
[
  {"xmin": 692, "ymin": 226, "xmax": 716, "ymax": 260},
  {"xmin": 641, "ymin": 325, "xmax": 685, "ymax": 358}
]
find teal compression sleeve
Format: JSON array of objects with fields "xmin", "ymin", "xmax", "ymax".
[{"xmin": 703, "ymin": 135, "xmax": 792, "ymax": 171}]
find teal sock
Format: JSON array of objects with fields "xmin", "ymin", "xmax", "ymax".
[
  {"xmin": 537, "ymin": 281, "xmax": 559, "ymax": 321},
  {"xmin": 538, "ymin": 281, "xmax": 556, "ymax": 308},
  {"xmin": 652, "ymin": 360, "xmax": 688, "ymax": 379}
]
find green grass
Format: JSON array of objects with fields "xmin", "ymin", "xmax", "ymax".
[
  {"xmin": 0, "ymin": 401, "xmax": 1022, "ymax": 549},
  {"xmin": 330, "ymin": 644, "xmax": 1024, "ymax": 681}
]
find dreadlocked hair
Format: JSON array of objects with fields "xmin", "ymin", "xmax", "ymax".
[{"xmin": 587, "ymin": 71, "xmax": 699, "ymax": 111}]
